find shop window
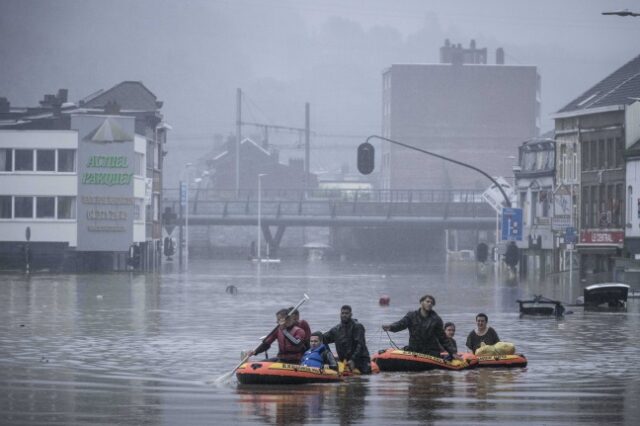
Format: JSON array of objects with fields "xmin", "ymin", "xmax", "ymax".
[
  {"xmin": 58, "ymin": 149, "xmax": 76, "ymax": 172},
  {"xmin": 134, "ymin": 153, "xmax": 144, "ymax": 176},
  {"xmin": 15, "ymin": 150, "xmax": 34, "ymax": 171},
  {"xmin": 0, "ymin": 149, "xmax": 12, "ymax": 171},
  {"xmin": 0, "ymin": 196, "xmax": 11, "ymax": 218},
  {"xmin": 36, "ymin": 149, "xmax": 55, "ymax": 171},
  {"xmin": 14, "ymin": 196, "xmax": 33, "ymax": 218},
  {"xmin": 36, "ymin": 196, "xmax": 55, "ymax": 218},
  {"xmin": 57, "ymin": 196, "xmax": 76, "ymax": 219}
]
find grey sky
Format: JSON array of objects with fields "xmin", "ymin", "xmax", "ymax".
[{"xmin": 1, "ymin": 0, "xmax": 639, "ymax": 181}]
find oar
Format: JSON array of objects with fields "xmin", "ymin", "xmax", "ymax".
[{"xmin": 214, "ymin": 293, "xmax": 310, "ymax": 384}]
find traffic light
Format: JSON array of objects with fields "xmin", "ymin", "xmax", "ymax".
[{"xmin": 357, "ymin": 142, "xmax": 375, "ymax": 175}]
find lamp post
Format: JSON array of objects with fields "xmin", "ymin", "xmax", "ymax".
[
  {"xmin": 257, "ymin": 173, "xmax": 267, "ymax": 260},
  {"xmin": 183, "ymin": 163, "xmax": 193, "ymax": 268}
]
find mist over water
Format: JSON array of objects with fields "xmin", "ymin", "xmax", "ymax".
[
  {"xmin": 1, "ymin": 259, "xmax": 639, "ymax": 425},
  {"xmin": 2, "ymin": 0, "xmax": 639, "ymax": 184}
]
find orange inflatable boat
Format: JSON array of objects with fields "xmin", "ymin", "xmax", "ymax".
[
  {"xmin": 373, "ymin": 348, "xmax": 478, "ymax": 371},
  {"xmin": 236, "ymin": 361, "xmax": 342, "ymax": 385},
  {"xmin": 475, "ymin": 353, "xmax": 528, "ymax": 368}
]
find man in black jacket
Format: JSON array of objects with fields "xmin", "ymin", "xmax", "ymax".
[
  {"xmin": 382, "ymin": 294, "xmax": 458, "ymax": 359},
  {"xmin": 323, "ymin": 305, "xmax": 372, "ymax": 374}
]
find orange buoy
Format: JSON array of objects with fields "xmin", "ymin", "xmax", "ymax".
[{"xmin": 379, "ymin": 295, "xmax": 390, "ymax": 306}]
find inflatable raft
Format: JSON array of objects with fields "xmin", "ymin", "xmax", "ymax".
[
  {"xmin": 373, "ymin": 348, "xmax": 477, "ymax": 371},
  {"xmin": 475, "ymin": 353, "xmax": 527, "ymax": 368},
  {"xmin": 236, "ymin": 361, "xmax": 342, "ymax": 385}
]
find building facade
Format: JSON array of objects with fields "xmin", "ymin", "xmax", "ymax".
[
  {"xmin": 513, "ymin": 137, "xmax": 556, "ymax": 277},
  {"xmin": 553, "ymin": 55, "xmax": 640, "ymax": 282},
  {"xmin": 0, "ymin": 82, "xmax": 167, "ymax": 271},
  {"xmin": 381, "ymin": 40, "xmax": 540, "ymax": 191}
]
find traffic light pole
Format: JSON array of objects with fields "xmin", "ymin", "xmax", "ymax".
[{"xmin": 363, "ymin": 135, "xmax": 512, "ymax": 208}]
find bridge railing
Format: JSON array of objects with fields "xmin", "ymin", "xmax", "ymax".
[
  {"xmin": 164, "ymin": 187, "xmax": 486, "ymax": 204},
  {"xmin": 162, "ymin": 187, "xmax": 493, "ymax": 219}
]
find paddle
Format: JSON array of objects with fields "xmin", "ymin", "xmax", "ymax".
[{"xmin": 214, "ymin": 293, "xmax": 310, "ymax": 384}]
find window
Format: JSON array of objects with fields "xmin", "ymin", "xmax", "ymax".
[
  {"xmin": 15, "ymin": 149, "xmax": 34, "ymax": 171},
  {"xmin": 598, "ymin": 140, "xmax": 605, "ymax": 169},
  {"xmin": 134, "ymin": 153, "xmax": 144, "ymax": 176},
  {"xmin": 628, "ymin": 186, "xmax": 633, "ymax": 225},
  {"xmin": 0, "ymin": 196, "xmax": 11, "ymax": 218},
  {"xmin": 36, "ymin": 149, "xmax": 55, "ymax": 171},
  {"xmin": 582, "ymin": 142, "xmax": 589, "ymax": 170},
  {"xmin": 582, "ymin": 187, "xmax": 589, "ymax": 227},
  {"xmin": 58, "ymin": 149, "xmax": 76, "ymax": 172},
  {"xmin": 590, "ymin": 141, "xmax": 597, "ymax": 171},
  {"xmin": 0, "ymin": 149, "xmax": 12, "ymax": 171},
  {"xmin": 14, "ymin": 196, "xmax": 33, "ymax": 218},
  {"xmin": 147, "ymin": 141, "xmax": 154, "ymax": 169},
  {"xmin": 615, "ymin": 137, "xmax": 623, "ymax": 167},
  {"xmin": 36, "ymin": 196, "xmax": 55, "ymax": 218},
  {"xmin": 57, "ymin": 196, "xmax": 76, "ymax": 219}
]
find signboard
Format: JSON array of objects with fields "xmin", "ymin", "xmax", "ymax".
[
  {"xmin": 580, "ymin": 230, "xmax": 624, "ymax": 245},
  {"xmin": 73, "ymin": 115, "xmax": 136, "ymax": 252},
  {"xmin": 501, "ymin": 207, "xmax": 523, "ymax": 241},
  {"xmin": 180, "ymin": 182, "xmax": 188, "ymax": 207},
  {"xmin": 564, "ymin": 227, "xmax": 577, "ymax": 244},
  {"xmin": 552, "ymin": 185, "xmax": 572, "ymax": 230},
  {"xmin": 482, "ymin": 177, "xmax": 515, "ymax": 213}
]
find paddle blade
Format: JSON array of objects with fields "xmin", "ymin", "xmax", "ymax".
[{"xmin": 213, "ymin": 369, "xmax": 236, "ymax": 386}]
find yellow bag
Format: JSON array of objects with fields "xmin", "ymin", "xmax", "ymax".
[
  {"xmin": 474, "ymin": 342, "xmax": 498, "ymax": 356},
  {"xmin": 475, "ymin": 341, "xmax": 516, "ymax": 356},
  {"xmin": 494, "ymin": 342, "xmax": 516, "ymax": 355}
]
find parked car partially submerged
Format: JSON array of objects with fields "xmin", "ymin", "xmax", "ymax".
[{"xmin": 580, "ymin": 283, "xmax": 630, "ymax": 311}]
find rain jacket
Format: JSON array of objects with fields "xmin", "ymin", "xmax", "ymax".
[
  {"xmin": 300, "ymin": 344, "xmax": 338, "ymax": 370},
  {"xmin": 388, "ymin": 309, "xmax": 456, "ymax": 356},
  {"xmin": 254, "ymin": 325, "xmax": 306, "ymax": 363},
  {"xmin": 323, "ymin": 318, "xmax": 371, "ymax": 372}
]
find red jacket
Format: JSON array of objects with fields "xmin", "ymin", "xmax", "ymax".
[
  {"xmin": 297, "ymin": 319, "xmax": 312, "ymax": 348},
  {"xmin": 256, "ymin": 325, "xmax": 306, "ymax": 362}
]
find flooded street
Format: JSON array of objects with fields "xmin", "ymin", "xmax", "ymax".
[{"xmin": 1, "ymin": 259, "xmax": 639, "ymax": 425}]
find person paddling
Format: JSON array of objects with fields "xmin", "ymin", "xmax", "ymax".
[
  {"xmin": 382, "ymin": 294, "xmax": 459, "ymax": 360},
  {"xmin": 300, "ymin": 332, "xmax": 338, "ymax": 371},
  {"xmin": 466, "ymin": 313, "xmax": 500, "ymax": 354},
  {"xmin": 246, "ymin": 308, "xmax": 307, "ymax": 363}
]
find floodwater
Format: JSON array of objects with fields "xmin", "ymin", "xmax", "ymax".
[{"xmin": 1, "ymin": 259, "xmax": 639, "ymax": 425}]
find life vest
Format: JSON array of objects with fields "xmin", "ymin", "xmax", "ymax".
[{"xmin": 301, "ymin": 344, "xmax": 327, "ymax": 368}]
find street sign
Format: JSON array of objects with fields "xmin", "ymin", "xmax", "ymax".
[
  {"xmin": 482, "ymin": 177, "xmax": 515, "ymax": 213},
  {"xmin": 501, "ymin": 207, "xmax": 523, "ymax": 241},
  {"xmin": 180, "ymin": 182, "xmax": 187, "ymax": 207},
  {"xmin": 565, "ymin": 226, "xmax": 577, "ymax": 244}
]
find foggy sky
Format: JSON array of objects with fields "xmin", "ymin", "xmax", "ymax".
[{"xmin": 1, "ymin": 0, "xmax": 639, "ymax": 184}]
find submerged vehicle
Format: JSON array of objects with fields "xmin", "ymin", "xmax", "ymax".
[
  {"xmin": 372, "ymin": 349, "xmax": 477, "ymax": 371},
  {"xmin": 517, "ymin": 295, "xmax": 565, "ymax": 317},
  {"xmin": 583, "ymin": 283, "xmax": 630, "ymax": 311}
]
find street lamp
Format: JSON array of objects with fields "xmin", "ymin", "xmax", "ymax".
[{"xmin": 257, "ymin": 173, "xmax": 267, "ymax": 260}]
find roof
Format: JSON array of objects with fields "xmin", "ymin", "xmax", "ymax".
[
  {"xmin": 557, "ymin": 55, "xmax": 640, "ymax": 114},
  {"xmin": 79, "ymin": 81, "xmax": 162, "ymax": 111}
]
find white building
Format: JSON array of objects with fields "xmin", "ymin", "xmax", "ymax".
[{"xmin": 0, "ymin": 117, "xmax": 149, "ymax": 271}]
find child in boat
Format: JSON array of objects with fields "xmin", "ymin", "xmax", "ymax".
[
  {"xmin": 443, "ymin": 322, "xmax": 458, "ymax": 353},
  {"xmin": 300, "ymin": 332, "xmax": 338, "ymax": 371},
  {"xmin": 466, "ymin": 313, "xmax": 500, "ymax": 354}
]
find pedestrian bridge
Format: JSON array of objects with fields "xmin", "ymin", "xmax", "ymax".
[{"xmin": 165, "ymin": 188, "xmax": 496, "ymax": 229}]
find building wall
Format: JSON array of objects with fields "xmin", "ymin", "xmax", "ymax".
[
  {"xmin": 626, "ymin": 158, "xmax": 640, "ymax": 238},
  {"xmin": 0, "ymin": 130, "xmax": 79, "ymax": 246},
  {"xmin": 382, "ymin": 63, "xmax": 539, "ymax": 190}
]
